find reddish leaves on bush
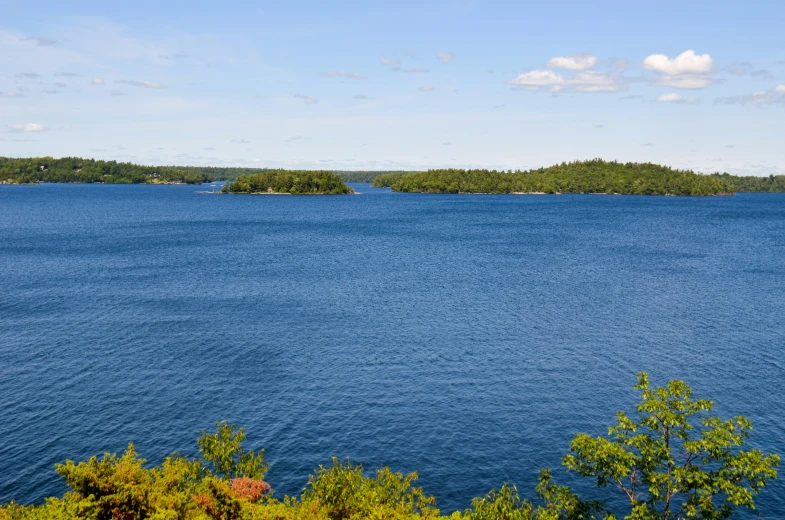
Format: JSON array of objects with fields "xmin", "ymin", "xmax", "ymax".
[{"xmin": 231, "ymin": 477, "xmax": 271, "ymax": 503}]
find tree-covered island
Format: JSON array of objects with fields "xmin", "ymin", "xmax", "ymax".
[
  {"xmin": 223, "ymin": 170, "xmax": 354, "ymax": 195},
  {"xmin": 3, "ymin": 157, "xmax": 784, "ymax": 196},
  {"xmin": 372, "ymin": 160, "xmax": 742, "ymax": 196}
]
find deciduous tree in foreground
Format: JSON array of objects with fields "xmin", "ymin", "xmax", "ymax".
[
  {"xmin": 561, "ymin": 373, "xmax": 779, "ymax": 519},
  {"xmin": 0, "ymin": 374, "xmax": 778, "ymax": 519}
]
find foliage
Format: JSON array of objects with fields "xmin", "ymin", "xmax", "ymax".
[
  {"xmin": 158, "ymin": 167, "xmax": 413, "ymax": 184},
  {"xmin": 3, "ymin": 157, "xmax": 782, "ymax": 195},
  {"xmin": 371, "ymin": 172, "xmax": 409, "ymax": 188},
  {"xmin": 464, "ymin": 471, "xmax": 608, "ymax": 520},
  {"xmin": 301, "ymin": 457, "xmax": 440, "ymax": 520},
  {"xmin": 376, "ymin": 160, "xmax": 753, "ymax": 196},
  {"xmin": 0, "ymin": 157, "xmax": 209, "ymax": 185},
  {"xmin": 197, "ymin": 421, "xmax": 268, "ymax": 480},
  {"xmin": 710, "ymin": 173, "xmax": 785, "ymax": 193},
  {"xmin": 226, "ymin": 170, "xmax": 353, "ymax": 194},
  {"xmin": 562, "ymin": 373, "xmax": 780, "ymax": 519},
  {"xmin": 0, "ymin": 376, "xmax": 778, "ymax": 520},
  {"xmin": 337, "ymin": 171, "xmax": 414, "ymax": 183}
]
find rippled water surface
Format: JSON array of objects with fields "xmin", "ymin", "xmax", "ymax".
[{"xmin": 1, "ymin": 184, "xmax": 783, "ymax": 516}]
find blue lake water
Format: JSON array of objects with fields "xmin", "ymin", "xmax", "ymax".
[{"xmin": 0, "ymin": 183, "xmax": 783, "ymax": 516}]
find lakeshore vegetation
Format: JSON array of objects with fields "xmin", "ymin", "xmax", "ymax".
[
  {"xmin": 3, "ymin": 157, "xmax": 785, "ymax": 196},
  {"xmin": 0, "ymin": 157, "xmax": 211, "ymax": 185},
  {"xmin": 372, "ymin": 160, "xmax": 785, "ymax": 196},
  {"xmin": 171, "ymin": 167, "xmax": 408, "ymax": 184},
  {"xmin": 372, "ymin": 161, "xmax": 730, "ymax": 196},
  {"xmin": 0, "ymin": 373, "xmax": 778, "ymax": 520}
]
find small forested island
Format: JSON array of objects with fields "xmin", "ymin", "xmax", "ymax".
[
  {"xmin": 0, "ymin": 157, "xmax": 211, "ymax": 185},
  {"xmin": 223, "ymin": 170, "xmax": 353, "ymax": 194},
  {"xmin": 0, "ymin": 374, "xmax": 779, "ymax": 519}
]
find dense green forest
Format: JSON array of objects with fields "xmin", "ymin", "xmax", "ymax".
[
  {"xmin": 333, "ymin": 171, "xmax": 410, "ymax": 183},
  {"xmin": 0, "ymin": 374, "xmax": 778, "ymax": 519},
  {"xmin": 3, "ymin": 157, "xmax": 785, "ymax": 195},
  {"xmin": 224, "ymin": 170, "xmax": 353, "ymax": 195},
  {"xmin": 173, "ymin": 167, "xmax": 409, "ymax": 183},
  {"xmin": 0, "ymin": 157, "xmax": 210, "ymax": 185},
  {"xmin": 0, "ymin": 158, "xmax": 411, "ymax": 185},
  {"xmin": 175, "ymin": 166, "xmax": 278, "ymax": 182},
  {"xmin": 711, "ymin": 172, "xmax": 785, "ymax": 192},
  {"xmin": 370, "ymin": 172, "xmax": 409, "ymax": 187},
  {"xmin": 373, "ymin": 160, "xmax": 741, "ymax": 196}
]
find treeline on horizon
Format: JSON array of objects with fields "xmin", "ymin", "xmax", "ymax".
[
  {"xmin": 175, "ymin": 167, "xmax": 413, "ymax": 183},
  {"xmin": 0, "ymin": 373, "xmax": 778, "ymax": 520},
  {"xmin": 224, "ymin": 170, "xmax": 354, "ymax": 195},
  {"xmin": 3, "ymin": 157, "xmax": 785, "ymax": 195},
  {"xmin": 371, "ymin": 159, "xmax": 785, "ymax": 196},
  {"xmin": 0, "ymin": 157, "xmax": 211, "ymax": 185},
  {"xmin": 0, "ymin": 157, "xmax": 413, "ymax": 185}
]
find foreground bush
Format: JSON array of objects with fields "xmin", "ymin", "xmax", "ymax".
[{"xmin": 0, "ymin": 374, "xmax": 779, "ymax": 519}]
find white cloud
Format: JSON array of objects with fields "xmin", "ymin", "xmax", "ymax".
[
  {"xmin": 7, "ymin": 123, "xmax": 49, "ymax": 132},
  {"xmin": 715, "ymin": 84, "xmax": 785, "ymax": 105},
  {"xmin": 436, "ymin": 52, "xmax": 456, "ymax": 64},
  {"xmin": 419, "ymin": 85, "xmax": 435, "ymax": 92},
  {"xmin": 379, "ymin": 55, "xmax": 400, "ymax": 66},
  {"xmin": 91, "ymin": 77, "xmax": 105, "ymax": 85},
  {"xmin": 656, "ymin": 93, "xmax": 696, "ymax": 103},
  {"xmin": 566, "ymin": 71, "xmax": 624, "ymax": 92},
  {"xmin": 657, "ymin": 93, "xmax": 682, "ymax": 102},
  {"xmin": 643, "ymin": 49, "xmax": 713, "ymax": 75},
  {"xmin": 116, "ymin": 79, "xmax": 166, "ymax": 88},
  {"xmin": 403, "ymin": 68, "xmax": 430, "ymax": 73},
  {"xmin": 546, "ymin": 54, "xmax": 597, "ymax": 71},
  {"xmin": 509, "ymin": 70, "xmax": 623, "ymax": 93},
  {"xmin": 293, "ymin": 94, "xmax": 318, "ymax": 104},
  {"xmin": 1, "ymin": 91, "xmax": 23, "ymax": 98},
  {"xmin": 320, "ymin": 71, "xmax": 366, "ymax": 79},
  {"xmin": 508, "ymin": 70, "xmax": 564, "ymax": 90},
  {"xmin": 654, "ymin": 75, "xmax": 713, "ymax": 89}
]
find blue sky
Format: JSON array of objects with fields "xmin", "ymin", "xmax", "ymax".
[{"xmin": 1, "ymin": 0, "xmax": 784, "ymax": 174}]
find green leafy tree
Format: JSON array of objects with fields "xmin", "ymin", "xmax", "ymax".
[
  {"xmin": 301, "ymin": 457, "xmax": 441, "ymax": 520},
  {"xmin": 464, "ymin": 470, "xmax": 607, "ymax": 520},
  {"xmin": 197, "ymin": 421, "xmax": 268, "ymax": 480},
  {"xmin": 562, "ymin": 373, "xmax": 779, "ymax": 519}
]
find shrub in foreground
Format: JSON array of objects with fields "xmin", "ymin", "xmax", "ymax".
[{"xmin": 0, "ymin": 374, "xmax": 779, "ymax": 519}]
